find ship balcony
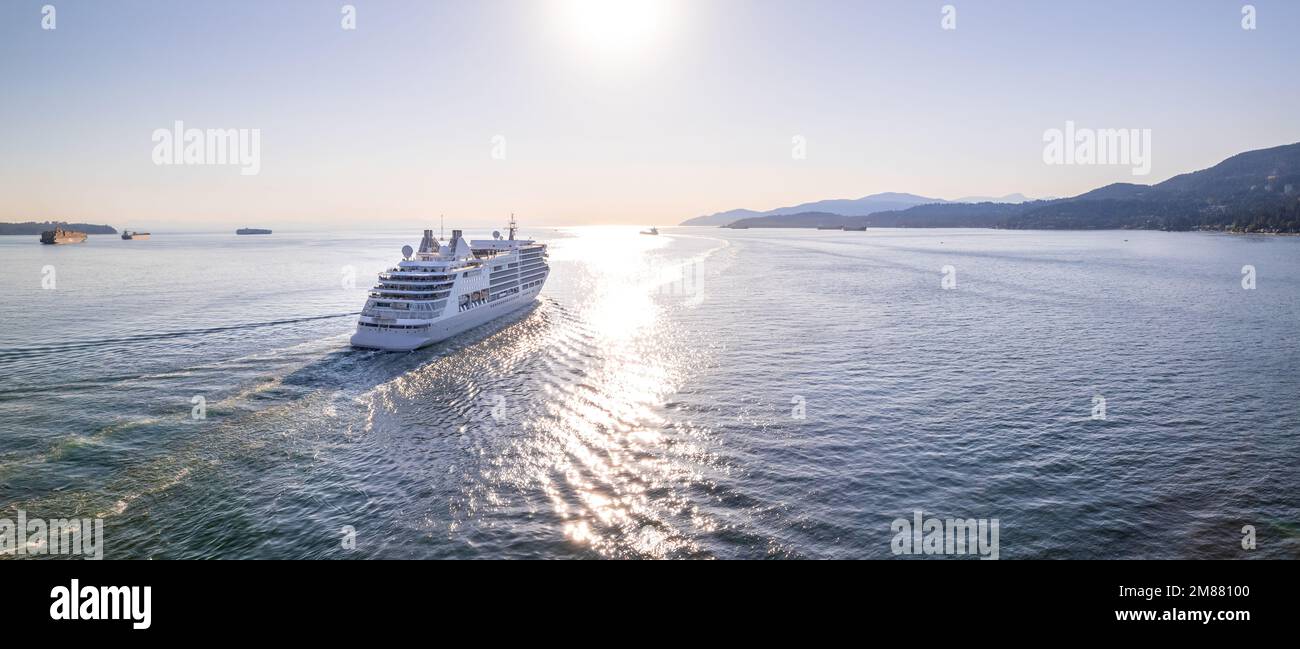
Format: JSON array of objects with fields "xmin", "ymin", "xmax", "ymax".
[
  {"xmin": 380, "ymin": 271, "xmax": 451, "ymax": 281},
  {"xmin": 376, "ymin": 281, "xmax": 454, "ymax": 291},
  {"xmin": 369, "ymin": 288, "xmax": 452, "ymax": 298},
  {"xmin": 361, "ymin": 308, "xmax": 437, "ymax": 322},
  {"xmin": 457, "ymin": 298, "xmax": 488, "ymax": 312}
]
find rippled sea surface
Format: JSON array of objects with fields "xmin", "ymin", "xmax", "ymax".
[{"xmin": 1, "ymin": 227, "xmax": 1297, "ymax": 559}]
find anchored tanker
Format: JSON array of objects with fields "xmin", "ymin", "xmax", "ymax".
[
  {"xmin": 350, "ymin": 216, "xmax": 549, "ymax": 351},
  {"xmin": 40, "ymin": 226, "xmax": 87, "ymax": 244}
]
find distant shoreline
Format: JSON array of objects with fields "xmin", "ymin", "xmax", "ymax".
[
  {"xmin": 0, "ymin": 222, "xmax": 117, "ymax": 235},
  {"xmin": 688, "ymin": 224, "xmax": 1300, "ymax": 235}
]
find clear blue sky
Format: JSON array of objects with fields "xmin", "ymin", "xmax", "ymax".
[{"xmin": 2, "ymin": 0, "xmax": 1297, "ymax": 229}]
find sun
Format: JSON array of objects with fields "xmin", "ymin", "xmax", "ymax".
[{"xmin": 554, "ymin": 0, "xmax": 670, "ymax": 62}]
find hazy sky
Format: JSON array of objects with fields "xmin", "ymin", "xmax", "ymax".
[{"xmin": 2, "ymin": 0, "xmax": 1298, "ymax": 229}]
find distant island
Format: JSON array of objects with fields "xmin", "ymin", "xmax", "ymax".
[
  {"xmin": 688, "ymin": 142, "xmax": 1300, "ymax": 233},
  {"xmin": 0, "ymin": 221, "xmax": 117, "ymax": 235}
]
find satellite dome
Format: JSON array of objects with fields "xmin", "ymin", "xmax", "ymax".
[{"xmin": 401, "ymin": 244, "xmax": 413, "ymax": 259}]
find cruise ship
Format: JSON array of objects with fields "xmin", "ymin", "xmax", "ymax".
[{"xmin": 349, "ymin": 218, "xmax": 549, "ymax": 351}]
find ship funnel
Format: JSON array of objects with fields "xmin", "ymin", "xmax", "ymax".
[{"xmin": 418, "ymin": 229, "xmax": 435, "ymax": 253}]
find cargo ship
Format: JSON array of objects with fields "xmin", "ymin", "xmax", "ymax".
[
  {"xmin": 121, "ymin": 230, "xmax": 151, "ymax": 240},
  {"xmin": 40, "ymin": 227, "xmax": 88, "ymax": 244},
  {"xmin": 236, "ymin": 228, "xmax": 272, "ymax": 235}
]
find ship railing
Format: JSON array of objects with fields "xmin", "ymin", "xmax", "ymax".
[
  {"xmin": 362, "ymin": 308, "xmax": 436, "ymax": 321},
  {"xmin": 369, "ymin": 289, "xmax": 451, "ymax": 298},
  {"xmin": 380, "ymin": 272, "xmax": 451, "ymax": 280}
]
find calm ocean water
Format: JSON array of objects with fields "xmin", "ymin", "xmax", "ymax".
[{"xmin": 1, "ymin": 227, "xmax": 1297, "ymax": 559}]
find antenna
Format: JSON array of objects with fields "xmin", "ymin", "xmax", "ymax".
[
  {"xmin": 440, "ymin": 214, "xmax": 444, "ymax": 240},
  {"xmin": 508, "ymin": 213, "xmax": 517, "ymax": 241}
]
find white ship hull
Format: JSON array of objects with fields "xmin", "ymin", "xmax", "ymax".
[{"xmin": 350, "ymin": 283, "xmax": 542, "ymax": 351}]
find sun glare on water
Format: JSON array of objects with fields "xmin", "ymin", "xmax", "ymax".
[{"xmin": 554, "ymin": 0, "xmax": 671, "ymax": 63}]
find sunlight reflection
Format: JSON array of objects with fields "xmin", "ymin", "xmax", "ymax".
[{"xmin": 533, "ymin": 227, "xmax": 706, "ymax": 557}]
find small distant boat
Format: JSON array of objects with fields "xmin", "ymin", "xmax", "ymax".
[
  {"xmin": 816, "ymin": 225, "xmax": 844, "ymax": 230},
  {"xmin": 640, "ymin": 227, "xmax": 659, "ymax": 235},
  {"xmin": 121, "ymin": 230, "xmax": 151, "ymax": 240},
  {"xmin": 236, "ymin": 228, "xmax": 272, "ymax": 235},
  {"xmin": 40, "ymin": 227, "xmax": 87, "ymax": 245}
]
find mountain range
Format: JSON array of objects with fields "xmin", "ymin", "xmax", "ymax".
[
  {"xmin": 684, "ymin": 142, "xmax": 1300, "ymax": 232},
  {"xmin": 681, "ymin": 193, "xmax": 1032, "ymax": 226}
]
